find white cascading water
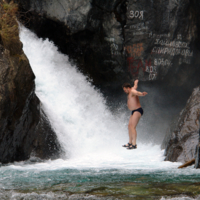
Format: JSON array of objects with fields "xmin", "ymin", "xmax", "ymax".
[{"xmin": 18, "ymin": 26, "xmax": 180, "ymax": 170}]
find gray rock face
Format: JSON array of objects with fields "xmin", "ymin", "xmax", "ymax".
[
  {"xmin": 0, "ymin": 43, "xmax": 62, "ymax": 163},
  {"xmin": 0, "ymin": 1, "xmax": 62, "ymax": 163},
  {"xmin": 124, "ymin": 0, "xmax": 198, "ymax": 83},
  {"xmin": 16, "ymin": 0, "xmax": 200, "ymax": 88},
  {"xmin": 195, "ymin": 142, "xmax": 200, "ymax": 168},
  {"xmin": 162, "ymin": 86, "xmax": 200, "ymax": 163},
  {"xmin": 19, "ymin": 0, "xmax": 91, "ymax": 33}
]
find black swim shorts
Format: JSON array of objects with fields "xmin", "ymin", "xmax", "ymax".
[{"xmin": 131, "ymin": 107, "xmax": 143, "ymax": 116}]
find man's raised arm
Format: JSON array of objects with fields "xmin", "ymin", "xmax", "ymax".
[
  {"xmin": 131, "ymin": 88, "xmax": 148, "ymax": 96},
  {"xmin": 133, "ymin": 80, "xmax": 139, "ymax": 90}
]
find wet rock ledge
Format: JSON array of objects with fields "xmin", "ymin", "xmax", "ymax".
[{"xmin": 0, "ymin": 1, "xmax": 62, "ymax": 164}]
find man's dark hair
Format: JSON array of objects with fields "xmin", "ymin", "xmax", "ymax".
[{"xmin": 122, "ymin": 83, "xmax": 132, "ymax": 89}]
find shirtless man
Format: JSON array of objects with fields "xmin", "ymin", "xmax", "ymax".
[{"xmin": 122, "ymin": 80, "xmax": 147, "ymax": 149}]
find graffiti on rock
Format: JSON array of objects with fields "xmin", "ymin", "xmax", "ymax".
[
  {"xmin": 179, "ymin": 58, "xmax": 191, "ymax": 65},
  {"xmin": 125, "ymin": 43, "xmax": 144, "ymax": 58},
  {"xmin": 149, "ymin": 32, "xmax": 171, "ymax": 38},
  {"xmin": 130, "ymin": 22, "xmax": 149, "ymax": 30},
  {"xmin": 154, "ymin": 58, "xmax": 171, "ymax": 66},
  {"xmin": 127, "ymin": 57, "xmax": 157, "ymax": 80},
  {"xmin": 129, "ymin": 10, "xmax": 144, "ymax": 20},
  {"xmin": 151, "ymin": 33, "xmax": 193, "ymax": 57},
  {"xmin": 151, "ymin": 47, "xmax": 193, "ymax": 57}
]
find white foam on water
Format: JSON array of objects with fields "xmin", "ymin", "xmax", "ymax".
[
  {"xmin": 160, "ymin": 196, "xmax": 200, "ymax": 200},
  {"xmin": 17, "ymin": 26, "xmax": 181, "ymax": 171}
]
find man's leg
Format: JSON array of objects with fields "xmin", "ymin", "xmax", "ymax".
[
  {"xmin": 128, "ymin": 112, "xmax": 141, "ymax": 145},
  {"xmin": 122, "ymin": 116, "xmax": 134, "ymax": 147},
  {"xmin": 128, "ymin": 116, "xmax": 133, "ymax": 144}
]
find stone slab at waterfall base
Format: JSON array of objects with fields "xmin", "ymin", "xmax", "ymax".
[{"xmin": 162, "ymin": 86, "xmax": 200, "ymax": 167}]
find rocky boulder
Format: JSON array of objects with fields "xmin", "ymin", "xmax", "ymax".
[
  {"xmin": 195, "ymin": 141, "xmax": 200, "ymax": 168},
  {"xmin": 0, "ymin": 1, "xmax": 62, "ymax": 164},
  {"xmin": 15, "ymin": 0, "xmax": 127, "ymax": 88},
  {"xmin": 162, "ymin": 86, "xmax": 200, "ymax": 164},
  {"xmin": 18, "ymin": 0, "xmax": 92, "ymax": 34}
]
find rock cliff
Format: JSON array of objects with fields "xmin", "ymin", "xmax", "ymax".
[
  {"xmin": 162, "ymin": 86, "xmax": 200, "ymax": 165},
  {"xmin": 0, "ymin": 1, "xmax": 61, "ymax": 164},
  {"xmin": 15, "ymin": 0, "xmax": 200, "ymax": 89}
]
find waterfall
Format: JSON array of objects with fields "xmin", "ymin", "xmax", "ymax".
[{"xmin": 19, "ymin": 26, "xmax": 178, "ymax": 170}]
